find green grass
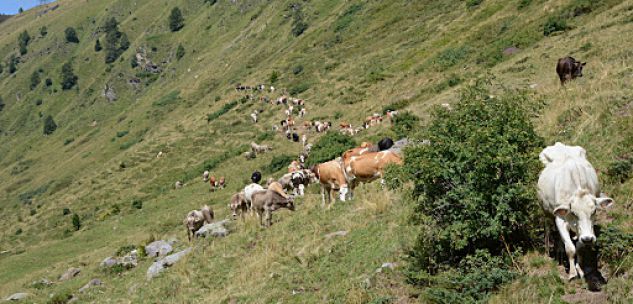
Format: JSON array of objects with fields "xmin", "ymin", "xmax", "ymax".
[{"xmin": 1, "ymin": 0, "xmax": 633, "ymax": 302}]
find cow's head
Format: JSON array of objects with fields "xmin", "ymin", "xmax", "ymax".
[
  {"xmin": 554, "ymin": 190, "xmax": 613, "ymax": 244},
  {"xmin": 280, "ymin": 196, "xmax": 295, "ymax": 211},
  {"xmin": 573, "ymin": 61, "xmax": 587, "ymax": 77}
]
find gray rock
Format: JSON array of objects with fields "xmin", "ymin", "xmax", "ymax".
[
  {"xmin": 376, "ymin": 262, "xmax": 396, "ymax": 273},
  {"xmin": 78, "ymin": 279, "xmax": 103, "ymax": 293},
  {"xmin": 146, "ymin": 247, "xmax": 192, "ymax": 280},
  {"xmin": 194, "ymin": 220, "xmax": 230, "ymax": 238},
  {"xmin": 120, "ymin": 250, "xmax": 138, "ymax": 268},
  {"xmin": 31, "ymin": 278, "xmax": 52, "ymax": 287},
  {"xmin": 5, "ymin": 292, "xmax": 29, "ymax": 301},
  {"xmin": 325, "ymin": 230, "xmax": 348, "ymax": 239},
  {"xmin": 100, "ymin": 257, "xmax": 118, "ymax": 268},
  {"xmin": 145, "ymin": 240, "xmax": 173, "ymax": 258},
  {"xmin": 59, "ymin": 267, "xmax": 81, "ymax": 281}
]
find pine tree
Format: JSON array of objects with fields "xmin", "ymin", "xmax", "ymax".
[
  {"xmin": 119, "ymin": 32, "xmax": 130, "ymax": 51},
  {"xmin": 18, "ymin": 7, "xmax": 24, "ymax": 14},
  {"xmin": 94, "ymin": 39, "xmax": 102, "ymax": 52},
  {"xmin": 176, "ymin": 44, "xmax": 185, "ymax": 60},
  {"xmin": 169, "ymin": 7, "xmax": 185, "ymax": 32},
  {"xmin": 30, "ymin": 71, "xmax": 40, "ymax": 90},
  {"xmin": 43, "ymin": 115, "xmax": 57, "ymax": 135},
  {"xmin": 65, "ymin": 27, "xmax": 79, "ymax": 43},
  {"xmin": 8, "ymin": 55, "xmax": 18, "ymax": 74},
  {"xmin": 60, "ymin": 62, "xmax": 78, "ymax": 90}
]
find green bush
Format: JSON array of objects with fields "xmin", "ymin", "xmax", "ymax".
[
  {"xmin": 15, "ymin": 228, "xmax": 23, "ymax": 235},
  {"xmin": 45, "ymin": 78, "xmax": 53, "ymax": 87},
  {"xmin": 8, "ymin": 54, "xmax": 18, "ymax": 74},
  {"xmin": 270, "ymin": 70, "xmax": 279, "ymax": 84},
  {"xmin": 289, "ymin": 82, "xmax": 310, "ymax": 95},
  {"xmin": 169, "ymin": 7, "xmax": 185, "ymax": 32},
  {"xmin": 40, "ymin": 26, "xmax": 48, "ymax": 37},
  {"xmin": 543, "ymin": 16, "xmax": 569, "ymax": 36},
  {"xmin": 62, "ymin": 208, "xmax": 71, "ymax": 216},
  {"xmin": 435, "ymin": 46, "xmax": 469, "ymax": 70},
  {"xmin": 207, "ymin": 100, "xmax": 237, "ymax": 122},
  {"xmin": 43, "ymin": 115, "xmax": 58, "ymax": 135},
  {"xmin": 398, "ymin": 80, "xmax": 543, "ymax": 289},
  {"xmin": 392, "ymin": 111, "xmax": 420, "ymax": 139},
  {"xmin": 132, "ymin": 199, "xmax": 143, "ymax": 210},
  {"xmin": 306, "ymin": 132, "xmax": 356, "ymax": 167},
  {"xmin": 63, "ymin": 138, "xmax": 74, "ymax": 145},
  {"xmin": 466, "ymin": 0, "xmax": 483, "ymax": 8},
  {"xmin": 334, "ymin": 3, "xmax": 363, "ymax": 32},
  {"xmin": 265, "ymin": 154, "xmax": 295, "ymax": 174},
  {"xmin": 116, "ymin": 130, "xmax": 129, "ymax": 138},
  {"xmin": 0, "ymin": 96, "xmax": 4, "ymax": 112},
  {"xmin": 30, "ymin": 71, "xmax": 40, "ymax": 90},
  {"xmin": 72, "ymin": 213, "xmax": 81, "ymax": 231},
  {"xmin": 597, "ymin": 225, "xmax": 633, "ymax": 271},
  {"xmin": 518, "ymin": 0, "xmax": 532, "ymax": 9},
  {"xmin": 606, "ymin": 156, "xmax": 632, "ymax": 183},
  {"xmin": 65, "ymin": 27, "xmax": 79, "ymax": 43},
  {"xmin": 18, "ymin": 30, "xmax": 30, "ymax": 55},
  {"xmin": 176, "ymin": 44, "xmax": 185, "ymax": 60},
  {"xmin": 119, "ymin": 32, "xmax": 130, "ymax": 51},
  {"xmin": 292, "ymin": 65, "xmax": 303, "ymax": 75},
  {"xmin": 60, "ymin": 62, "xmax": 78, "ymax": 90},
  {"xmin": 47, "ymin": 290, "xmax": 73, "ymax": 304},
  {"xmin": 95, "ymin": 38, "xmax": 102, "ymax": 52}
]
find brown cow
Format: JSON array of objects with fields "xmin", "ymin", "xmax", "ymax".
[
  {"xmin": 311, "ymin": 160, "xmax": 349, "ymax": 207},
  {"xmin": 229, "ymin": 192, "xmax": 248, "ymax": 219},
  {"xmin": 341, "ymin": 150, "xmax": 403, "ymax": 199},
  {"xmin": 556, "ymin": 57, "xmax": 586, "ymax": 85},
  {"xmin": 250, "ymin": 190, "xmax": 295, "ymax": 227},
  {"xmin": 217, "ymin": 176, "xmax": 225, "ymax": 189},
  {"xmin": 183, "ymin": 205, "xmax": 214, "ymax": 241},
  {"xmin": 209, "ymin": 176, "xmax": 217, "ymax": 192}
]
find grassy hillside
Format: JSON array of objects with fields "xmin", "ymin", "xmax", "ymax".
[{"xmin": 1, "ymin": 0, "xmax": 632, "ymax": 302}]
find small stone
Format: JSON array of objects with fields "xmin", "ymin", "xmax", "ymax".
[
  {"xmin": 100, "ymin": 257, "xmax": 117, "ymax": 268},
  {"xmin": 79, "ymin": 279, "xmax": 103, "ymax": 293},
  {"xmin": 325, "ymin": 230, "xmax": 348, "ymax": 239},
  {"xmin": 59, "ymin": 267, "xmax": 81, "ymax": 281},
  {"xmin": 145, "ymin": 240, "xmax": 173, "ymax": 258},
  {"xmin": 5, "ymin": 292, "xmax": 29, "ymax": 301}
]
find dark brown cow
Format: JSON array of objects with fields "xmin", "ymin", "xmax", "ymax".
[{"xmin": 556, "ymin": 57, "xmax": 586, "ymax": 85}]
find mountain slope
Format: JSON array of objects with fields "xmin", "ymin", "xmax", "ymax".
[{"xmin": 1, "ymin": 0, "xmax": 632, "ymax": 302}]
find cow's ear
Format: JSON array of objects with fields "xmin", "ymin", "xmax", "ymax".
[
  {"xmin": 581, "ymin": 62, "xmax": 587, "ymax": 66},
  {"xmin": 596, "ymin": 197, "xmax": 614, "ymax": 209},
  {"xmin": 553, "ymin": 206, "xmax": 570, "ymax": 217}
]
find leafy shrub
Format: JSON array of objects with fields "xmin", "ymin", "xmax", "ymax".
[
  {"xmin": 116, "ymin": 130, "xmax": 129, "ymax": 138},
  {"xmin": 0, "ymin": 96, "xmax": 4, "ymax": 112},
  {"xmin": 256, "ymin": 131, "xmax": 274, "ymax": 142},
  {"xmin": 15, "ymin": 228, "xmax": 22, "ymax": 235},
  {"xmin": 518, "ymin": 0, "xmax": 532, "ymax": 9},
  {"xmin": 270, "ymin": 70, "xmax": 279, "ymax": 84},
  {"xmin": 334, "ymin": 3, "xmax": 363, "ymax": 32},
  {"xmin": 35, "ymin": 99, "xmax": 43, "ymax": 106},
  {"xmin": 65, "ymin": 27, "xmax": 79, "ymax": 43},
  {"xmin": 153, "ymin": 91, "xmax": 180, "ymax": 107},
  {"xmin": 119, "ymin": 32, "xmax": 130, "ymax": 51},
  {"xmin": 543, "ymin": 16, "xmax": 569, "ymax": 36},
  {"xmin": 30, "ymin": 209, "xmax": 37, "ymax": 216},
  {"xmin": 30, "ymin": 71, "xmax": 40, "ymax": 90},
  {"xmin": 43, "ymin": 115, "xmax": 57, "ymax": 135},
  {"xmin": 130, "ymin": 55, "xmax": 138, "ymax": 68},
  {"xmin": 62, "ymin": 208, "xmax": 71, "ymax": 215},
  {"xmin": 132, "ymin": 199, "xmax": 143, "ymax": 210},
  {"xmin": 289, "ymin": 82, "xmax": 310, "ymax": 95},
  {"xmin": 392, "ymin": 111, "xmax": 420, "ymax": 139},
  {"xmin": 597, "ymin": 225, "xmax": 633, "ymax": 272},
  {"xmin": 176, "ymin": 43, "xmax": 185, "ymax": 60},
  {"xmin": 606, "ymin": 156, "xmax": 632, "ymax": 183},
  {"xmin": 18, "ymin": 30, "xmax": 30, "ymax": 55},
  {"xmin": 435, "ymin": 46, "xmax": 469, "ymax": 70},
  {"xmin": 169, "ymin": 7, "xmax": 185, "ymax": 32},
  {"xmin": 8, "ymin": 54, "xmax": 18, "ymax": 74},
  {"xmin": 265, "ymin": 154, "xmax": 295, "ymax": 174},
  {"xmin": 72, "ymin": 213, "xmax": 81, "ymax": 231},
  {"xmin": 94, "ymin": 38, "xmax": 102, "ymax": 52},
  {"xmin": 399, "ymin": 80, "xmax": 543, "ymax": 286},
  {"xmin": 466, "ymin": 0, "xmax": 484, "ymax": 8},
  {"xmin": 207, "ymin": 100, "xmax": 237, "ymax": 122},
  {"xmin": 292, "ymin": 65, "xmax": 303, "ymax": 75},
  {"xmin": 47, "ymin": 290, "xmax": 73, "ymax": 304},
  {"xmin": 115, "ymin": 245, "xmax": 136, "ymax": 257},
  {"xmin": 204, "ymin": 0, "xmax": 217, "ymax": 5},
  {"xmin": 60, "ymin": 62, "xmax": 78, "ymax": 90},
  {"xmin": 40, "ymin": 26, "xmax": 48, "ymax": 37},
  {"xmin": 306, "ymin": 132, "xmax": 356, "ymax": 167},
  {"xmin": 45, "ymin": 78, "xmax": 53, "ymax": 87},
  {"xmin": 63, "ymin": 138, "xmax": 74, "ymax": 145}
]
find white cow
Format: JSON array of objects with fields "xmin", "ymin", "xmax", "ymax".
[
  {"xmin": 250, "ymin": 112, "xmax": 258, "ymax": 123},
  {"xmin": 244, "ymin": 183, "xmax": 265, "ymax": 210},
  {"xmin": 537, "ymin": 143, "xmax": 614, "ymax": 280}
]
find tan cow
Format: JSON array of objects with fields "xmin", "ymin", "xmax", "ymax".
[
  {"xmin": 267, "ymin": 181, "xmax": 290, "ymax": 199},
  {"xmin": 341, "ymin": 150, "xmax": 403, "ymax": 199},
  {"xmin": 183, "ymin": 205, "xmax": 214, "ymax": 241},
  {"xmin": 251, "ymin": 190, "xmax": 295, "ymax": 227},
  {"xmin": 229, "ymin": 192, "xmax": 248, "ymax": 219},
  {"xmin": 311, "ymin": 160, "xmax": 349, "ymax": 207}
]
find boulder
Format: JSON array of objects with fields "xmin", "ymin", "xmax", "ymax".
[
  {"xmin": 194, "ymin": 220, "xmax": 230, "ymax": 238},
  {"xmin": 325, "ymin": 230, "xmax": 348, "ymax": 239},
  {"xmin": 375, "ymin": 262, "xmax": 396, "ymax": 273},
  {"xmin": 146, "ymin": 247, "xmax": 192, "ymax": 280},
  {"xmin": 31, "ymin": 278, "xmax": 52, "ymax": 288},
  {"xmin": 145, "ymin": 240, "xmax": 173, "ymax": 258},
  {"xmin": 5, "ymin": 292, "xmax": 29, "ymax": 301},
  {"xmin": 79, "ymin": 278, "xmax": 103, "ymax": 293},
  {"xmin": 100, "ymin": 257, "xmax": 118, "ymax": 268},
  {"xmin": 59, "ymin": 267, "xmax": 81, "ymax": 281}
]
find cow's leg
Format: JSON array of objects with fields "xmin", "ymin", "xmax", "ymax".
[
  {"xmin": 264, "ymin": 210, "xmax": 272, "ymax": 227},
  {"xmin": 320, "ymin": 185, "xmax": 326, "ymax": 207},
  {"xmin": 555, "ymin": 217, "xmax": 578, "ymax": 280},
  {"xmin": 298, "ymin": 184, "xmax": 305, "ymax": 196},
  {"xmin": 339, "ymin": 185, "xmax": 348, "ymax": 202}
]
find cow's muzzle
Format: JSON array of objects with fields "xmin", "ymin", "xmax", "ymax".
[{"xmin": 580, "ymin": 235, "xmax": 596, "ymax": 244}]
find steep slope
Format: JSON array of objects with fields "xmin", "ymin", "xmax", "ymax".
[{"xmin": 1, "ymin": 0, "xmax": 632, "ymax": 302}]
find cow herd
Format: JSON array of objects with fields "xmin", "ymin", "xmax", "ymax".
[{"xmin": 183, "ymin": 60, "xmax": 614, "ymax": 287}]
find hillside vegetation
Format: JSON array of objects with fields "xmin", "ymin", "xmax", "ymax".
[{"xmin": 1, "ymin": 0, "xmax": 633, "ymax": 302}]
